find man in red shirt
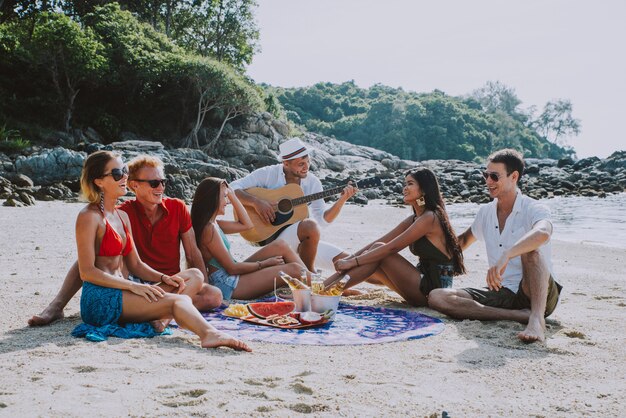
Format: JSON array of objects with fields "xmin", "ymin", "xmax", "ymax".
[{"xmin": 29, "ymin": 155, "xmax": 222, "ymax": 327}]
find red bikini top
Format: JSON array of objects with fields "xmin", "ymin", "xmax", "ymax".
[{"xmin": 98, "ymin": 211, "xmax": 133, "ymax": 257}]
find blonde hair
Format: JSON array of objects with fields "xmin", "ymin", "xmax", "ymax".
[
  {"xmin": 126, "ymin": 155, "xmax": 165, "ymax": 193},
  {"xmin": 80, "ymin": 150, "xmax": 120, "ymax": 203},
  {"xmin": 128, "ymin": 155, "xmax": 164, "ymax": 179}
]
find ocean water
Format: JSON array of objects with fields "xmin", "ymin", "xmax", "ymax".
[{"xmin": 446, "ymin": 193, "xmax": 626, "ymax": 249}]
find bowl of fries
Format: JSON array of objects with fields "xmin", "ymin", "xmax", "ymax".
[{"xmin": 310, "ymin": 294, "xmax": 340, "ymax": 318}]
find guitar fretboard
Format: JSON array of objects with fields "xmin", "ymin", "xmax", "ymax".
[{"xmin": 291, "ymin": 185, "xmax": 347, "ymax": 207}]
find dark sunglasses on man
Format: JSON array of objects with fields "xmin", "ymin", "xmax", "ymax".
[
  {"xmin": 102, "ymin": 166, "xmax": 129, "ymax": 181},
  {"xmin": 133, "ymin": 179, "xmax": 168, "ymax": 188},
  {"xmin": 482, "ymin": 171, "xmax": 508, "ymax": 182}
]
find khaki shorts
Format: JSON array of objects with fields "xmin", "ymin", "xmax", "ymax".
[{"xmin": 463, "ymin": 276, "xmax": 562, "ymax": 317}]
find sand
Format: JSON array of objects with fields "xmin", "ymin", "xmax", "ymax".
[{"xmin": 1, "ymin": 200, "xmax": 625, "ymax": 417}]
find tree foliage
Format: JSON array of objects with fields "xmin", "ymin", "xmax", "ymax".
[
  {"xmin": 30, "ymin": 12, "xmax": 107, "ymax": 131},
  {"xmin": 267, "ymin": 81, "xmax": 576, "ymax": 161},
  {"xmin": 532, "ymin": 99, "xmax": 581, "ymax": 146},
  {"xmin": 0, "ymin": 4, "xmax": 264, "ymax": 145},
  {"xmin": 169, "ymin": 0, "xmax": 260, "ymax": 71}
]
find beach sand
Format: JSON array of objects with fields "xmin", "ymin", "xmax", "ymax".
[{"xmin": 1, "ymin": 200, "xmax": 625, "ymax": 417}]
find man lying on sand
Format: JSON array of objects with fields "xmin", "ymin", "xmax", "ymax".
[
  {"xmin": 429, "ymin": 149, "xmax": 562, "ymax": 343},
  {"xmin": 29, "ymin": 154, "xmax": 223, "ymax": 328}
]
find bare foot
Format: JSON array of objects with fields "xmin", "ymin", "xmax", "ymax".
[
  {"xmin": 201, "ymin": 331, "xmax": 252, "ymax": 352},
  {"xmin": 28, "ymin": 306, "xmax": 64, "ymax": 327},
  {"xmin": 518, "ymin": 315, "xmax": 546, "ymax": 343},
  {"xmin": 150, "ymin": 320, "xmax": 167, "ymax": 333}
]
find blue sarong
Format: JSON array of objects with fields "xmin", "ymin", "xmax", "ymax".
[{"xmin": 72, "ymin": 281, "xmax": 171, "ymax": 342}]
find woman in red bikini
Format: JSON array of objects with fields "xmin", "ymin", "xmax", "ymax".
[{"xmin": 72, "ymin": 150, "xmax": 250, "ymax": 351}]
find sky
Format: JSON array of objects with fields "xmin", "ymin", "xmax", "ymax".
[{"xmin": 246, "ymin": 0, "xmax": 626, "ymax": 159}]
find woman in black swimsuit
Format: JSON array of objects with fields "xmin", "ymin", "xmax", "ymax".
[{"xmin": 330, "ymin": 168, "xmax": 465, "ymax": 307}]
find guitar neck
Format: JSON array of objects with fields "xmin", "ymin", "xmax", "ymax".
[{"xmin": 291, "ymin": 185, "xmax": 346, "ymax": 207}]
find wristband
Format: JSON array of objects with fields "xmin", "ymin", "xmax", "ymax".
[
  {"xmin": 160, "ymin": 273, "xmax": 166, "ymax": 282},
  {"xmin": 355, "ymin": 256, "xmax": 360, "ymax": 266}
]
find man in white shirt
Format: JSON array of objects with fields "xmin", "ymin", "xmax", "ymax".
[
  {"xmin": 429, "ymin": 149, "xmax": 562, "ymax": 343},
  {"xmin": 230, "ymin": 138, "xmax": 357, "ymax": 272}
]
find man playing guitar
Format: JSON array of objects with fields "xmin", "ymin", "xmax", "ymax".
[{"xmin": 231, "ymin": 138, "xmax": 357, "ymax": 272}]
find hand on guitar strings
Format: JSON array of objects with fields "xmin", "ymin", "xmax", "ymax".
[{"xmin": 254, "ymin": 199, "xmax": 277, "ymax": 224}]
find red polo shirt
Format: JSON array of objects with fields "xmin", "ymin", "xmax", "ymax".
[{"xmin": 118, "ymin": 198, "xmax": 192, "ymax": 276}]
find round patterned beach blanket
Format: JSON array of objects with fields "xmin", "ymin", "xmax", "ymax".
[{"xmin": 195, "ymin": 303, "xmax": 444, "ymax": 345}]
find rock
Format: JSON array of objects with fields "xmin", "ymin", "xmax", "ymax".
[
  {"xmin": 17, "ymin": 191, "xmax": 36, "ymax": 205},
  {"xmin": 83, "ymin": 143, "xmax": 106, "ymax": 154},
  {"xmin": 0, "ymin": 152, "xmax": 13, "ymax": 172},
  {"xmin": 557, "ymin": 157, "xmax": 575, "ymax": 168},
  {"xmin": 169, "ymin": 148, "xmax": 210, "ymax": 163},
  {"xmin": 598, "ymin": 150, "xmax": 626, "ymax": 173},
  {"xmin": 3, "ymin": 197, "xmax": 25, "ymax": 207},
  {"xmin": 15, "ymin": 147, "xmax": 85, "ymax": 185},
  {"xmin": 4, "ymin": 172, "xmax": 34, "ymax": 188},
  {"xmin": 525, "ymin": 164, "xmax": 540, "ymax": 174},
  {"xmin": 33, "ymin": 183, "xmax": 75, "ymax": 201},
  {"xmin": 0, "ymin": 176, "xmax": 13, "ymax": 198},
  {"xmin": 572, "ymin": 156, "xmax": 600, "ymax": 170},
  {"xmin": 362, "ymin": 189, "xmax": 381, "ymax": 199},
  {"xmin": 43, "ymin": 131, "xmax": 75, "ymax": 147},
  {"xmin": 352, "ymin": 195, "xmax": 369, "ymax": 205},
  {"xmin": 271, "ymin": 119, "xmax": 290, "ymax": 137},
  {"xmin": 525, "ymin": 158, "xmax": 557, "ymax": 168},
  {"xmin": 84, "ymin": 127, "xmax": 103, "ymax": 144},
  {"xmin": 111, "ymin": 139, "xmax": 165, "ymax": 153},
  {"xmin": 323, "ymin": 156, "xmax": 347, "ymax": 172},
  {"xmin": 165, "ymin": 173, "xmax": 195, "ymax": 202},
  {"xmin": 381, "ymin": 158, "xmax": 414, "ymax": 170},
  {"xmin": 241, "ymin": 114, "xmax": 274, "ymax": 137}
]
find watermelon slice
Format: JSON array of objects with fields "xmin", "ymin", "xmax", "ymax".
[{"xmin": 247, "ymin": 301, "xmax": 296, "ymax": 319}]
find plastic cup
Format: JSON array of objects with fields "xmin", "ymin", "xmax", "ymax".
[
  {"xmin": 311, "ymin": 269, "xmax": 324, "ymax": 294},
  {"xmin": 311, "ymin": 294, "xmax": 341, "ymax": 319},
  {"xmin": 292, "ymin": 288, "xmax": 311, "ymax": 312}
]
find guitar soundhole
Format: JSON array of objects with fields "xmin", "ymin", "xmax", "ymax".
[{"xmin": 276, "ymin": 198, "xmax": 293, "ymax": 214}]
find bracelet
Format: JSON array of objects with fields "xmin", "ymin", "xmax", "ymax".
[
  {"xmin": 160, "ymin": 273, "xmax": 166, "ymax": 282},
  {"xmin": 257, "ymin": 261, "xmax": 262, "ymax": 270},
  {"xmin": 355, "ymin": 256, "xmax": 360, "ymax": 266}
]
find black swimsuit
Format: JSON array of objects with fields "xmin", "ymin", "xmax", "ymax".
[{"xmin": 410, "ymin": 236, "xmax": 455, "ymax": 295}]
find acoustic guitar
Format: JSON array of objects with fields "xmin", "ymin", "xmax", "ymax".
[{"xmin": 237, "ymin": 177, "xmax": 382, "ymax": 244}]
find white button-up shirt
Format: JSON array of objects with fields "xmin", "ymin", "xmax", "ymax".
[
  {"xmin": 471, "ymin": 189, "xmax": 554, "ymax": 291},
  {"xmin": 230, "ymin": 164, "xmax": 330, "ymax": 227}
]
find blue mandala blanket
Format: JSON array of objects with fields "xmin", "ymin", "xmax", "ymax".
[{"xmin": 192, "ymin": 303, "xmax": 444, "ymax": 345}]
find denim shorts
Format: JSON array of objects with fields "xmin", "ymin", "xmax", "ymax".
[
  {"xmin": 128, "ymin": 274, "xmax": 149, "ymax": 284},
  {"xmin": 209, "ymin": 269, "xmax": 240, "ymax": 300}
]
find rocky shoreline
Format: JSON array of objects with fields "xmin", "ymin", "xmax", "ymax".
[{"xmin": 1, "ymin": 113, "xmax": 624, "ymax": 207}]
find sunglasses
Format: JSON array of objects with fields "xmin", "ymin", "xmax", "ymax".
[
  {"xmin": 482, "ymin": 171, "xmax": 510, "ymax": 182},
  {"xmin": 102, "ymin": 166, "xmax": 128, "ymax": 181},
  {"xmin": 134, "ymin": 179, "xmax": 168, "ymax": 188}
]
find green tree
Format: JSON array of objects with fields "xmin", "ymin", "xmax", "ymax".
[
  {"xmin": 532, "ymin": 99, "xmax": 581, "ymax": 146},
  {"xmin": 29, "ymin": 12, "xmax": 107, "ymax": 131},
  {"xmin": 167, "ymin": 0, "xmax": 260, "ymax": 71},
  {"xmin": 175, "ymin": 54, "xmax": 262, "ymax": 148},
  {"xmin": 470, "ymin": 81, "xmax": 523, "ymax": 119},
  {"xmin": 267, "ymin": 82, "xmax": 573, "ymax": 161}
]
